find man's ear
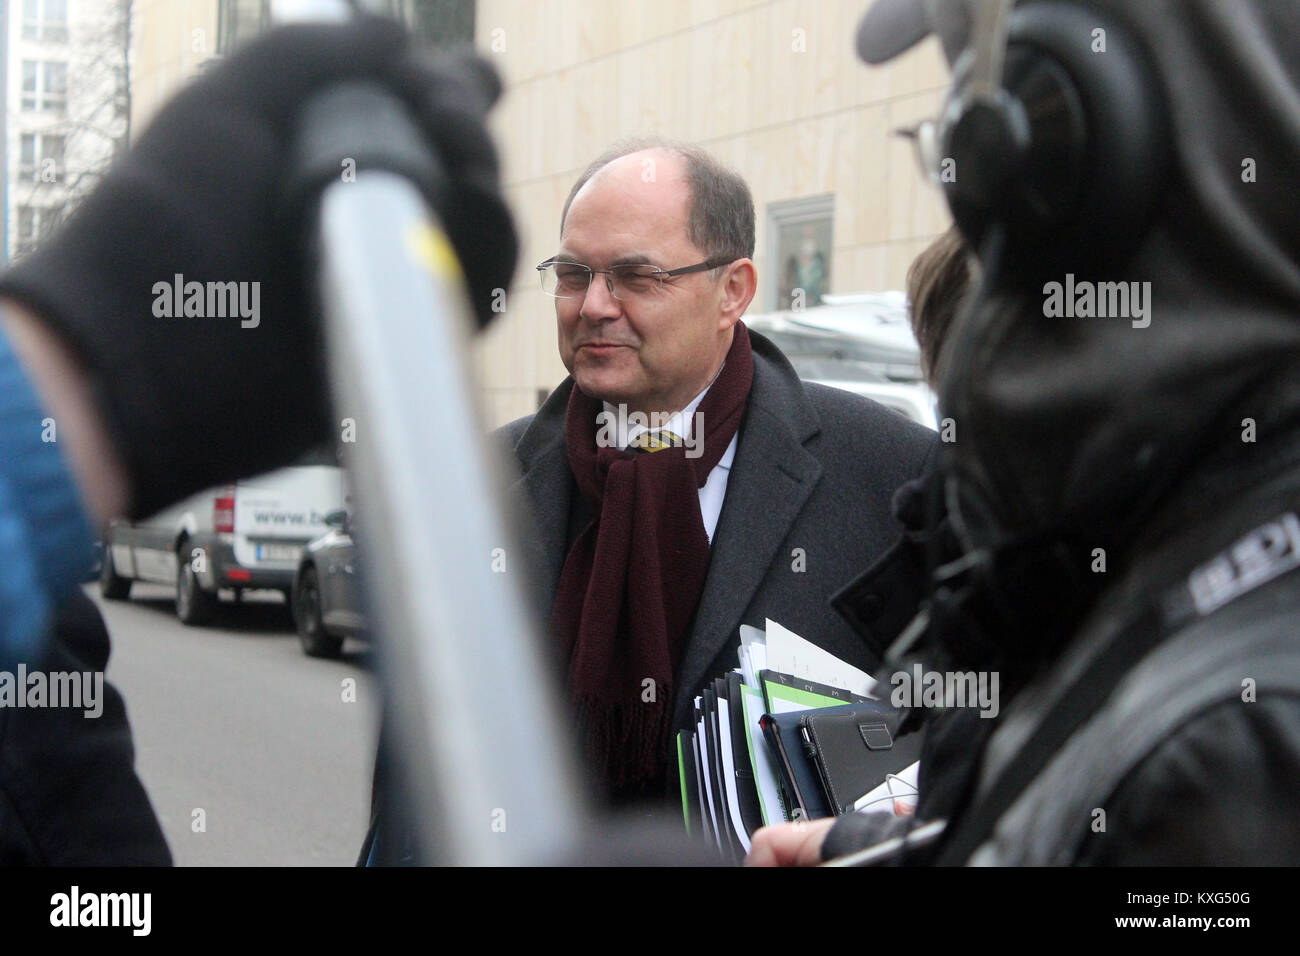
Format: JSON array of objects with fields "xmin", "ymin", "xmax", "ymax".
[{"xmin": 718, "ymin": 258, "xmax": 758, "ymax": 329}]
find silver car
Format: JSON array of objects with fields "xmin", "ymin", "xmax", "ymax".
[{"xmin": 290, "ymin": 510, "xmax": 367, "ymax": 657}]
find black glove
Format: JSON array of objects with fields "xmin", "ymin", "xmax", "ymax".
[{"xmin": 0, "ymin": 16, "xmax": 518, "ymax": 519}]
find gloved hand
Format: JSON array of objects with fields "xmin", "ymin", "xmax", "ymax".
[{"xmin": 0, "ymin": 16, "xmax": 517, "ymax": 519}]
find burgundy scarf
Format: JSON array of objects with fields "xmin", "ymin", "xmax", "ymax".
[{"xmin": 552, "ymin": 323, "xmax": 754, "ymax": 799}]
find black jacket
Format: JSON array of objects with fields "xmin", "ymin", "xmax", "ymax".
[
  {"xmin": 823, "ymin": 432, "xmax": 1300, "ymax": 866},
  {"xmin": 962, "ymin": 448, "xmax": 1300, "ymax": 865},
  {"xmin": 823, "ymin": 0, "xmax": 1300, "ymax": 866},
  {"xmin": 0, "ymin": 589, "xmax": 171, "ymax": 865}
]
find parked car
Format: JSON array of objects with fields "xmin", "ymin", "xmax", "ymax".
[
  {"xmin": 814, "ymin": 378, "xmax": 938, "ymax": 430},
  {"xmin": 744, "ymin": 293, "xmax": 938, "ymax": 429},
  {"xmin": 290, "ymin": 510, "xmax": 366, "ymax": 657},
  {"xmin": 99, "ymin": 447, "xmax": 346, "ymax": 625}
]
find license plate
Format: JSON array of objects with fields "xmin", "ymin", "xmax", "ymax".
[{"xmin": 256, "ymin": 543, "xmax": 301, "ymax": 562}]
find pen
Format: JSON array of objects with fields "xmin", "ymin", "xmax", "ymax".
[{"xmin": 760, "ymin": 713, "xmax": 810, "ymax": 821}]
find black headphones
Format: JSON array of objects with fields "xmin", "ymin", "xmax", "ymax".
[{"xmin": 934, "ymin": 0, "xmax": 1169, "ymax": 277}]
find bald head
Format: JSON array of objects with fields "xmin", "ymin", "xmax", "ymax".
[
  {"xmin": 566, "ymin": 149, "xmax": 693, "ymax": 247},
  {"xmin": 560, "ymin": 138, "xmax": 755, "ymax": 265}
]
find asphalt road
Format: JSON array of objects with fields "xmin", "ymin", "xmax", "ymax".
[{"xmin": 89, "ymin": 582, "xmax": 377, "ymax": 866}]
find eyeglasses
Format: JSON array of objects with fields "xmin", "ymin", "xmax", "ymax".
[
  {"xmin": 536, "ymin": 257, "xmax": 735, "ymax": 300},
  {"xmin": 895, "ymin": 0, "xmax": 1014, "ymax": 188},
  {"xmin": 896, "ymin": 119, "xmax": 945, "ymax": 185}
]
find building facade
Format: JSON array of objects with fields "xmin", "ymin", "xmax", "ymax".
[
  {"xmin": 123, "ymin": 0, "xmax": 951, "ymax": 425},
  {"xmin": 129, "ymin": 0, "xmax": 218, "ymax": 135},
  {"xmin": 131, "ymin": 0, "xmax": 477, "ymax": 141},
  {"xmin": 3, "ymin": 0, "xmax": 130, "ymax": 262}
]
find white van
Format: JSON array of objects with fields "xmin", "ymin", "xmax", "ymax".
[{"xmin": 99, "ymin": 447, "xmax": 346, "ymax": 625}]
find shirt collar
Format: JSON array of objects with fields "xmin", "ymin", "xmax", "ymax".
[{"xmin": 602, "ymin": 363, "xmax": 724, "ymax": 446}]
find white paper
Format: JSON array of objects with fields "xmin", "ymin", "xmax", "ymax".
[
  {"xmin": 765, "ymin": 618, "xmax": 877, "ymax": 698},
  {"xmin": 739, "ymin": 624, "xmax": 766, "ymax": 653},
  {"xmin": 738, "ymin": 625, "xmax": 766, "ymax": 688},
  {"xmin": 741, "ymin": 683, "xmax": 788, "ymax": 825},
  {"xmin": 696, "ymin": 713, "xmax": 722, "ymax": 851}
]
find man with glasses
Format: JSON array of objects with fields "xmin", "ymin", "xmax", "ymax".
[{"xmin": 504, "ymin": 139, "xmax": 936, "ymax": 806}]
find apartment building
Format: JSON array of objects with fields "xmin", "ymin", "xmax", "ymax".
[{"xmin": 2, "ymin": 0, "xmax": 130, "ymax": 261}]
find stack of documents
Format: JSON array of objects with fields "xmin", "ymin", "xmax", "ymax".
[{"xmin": 676, "ymin": 619, "xmax": 922, "ymax": 861}]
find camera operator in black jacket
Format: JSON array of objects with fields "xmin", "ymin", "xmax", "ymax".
[{"xmin": 754, "ymin": 0, "xmax": 1300, "ymax": 866}]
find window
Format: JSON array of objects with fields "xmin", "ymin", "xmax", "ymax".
[
  {"xmin": 20, "ymin": 135, "xmax": 37, "ymax": 172},
  {"xmin": 214, "ymin": 0, "xmax": 473, "ymax": 54},
  {"xmin": 767, "ymin": 195, "xmax": 835, "ymax": 312},
  {"xmin": 14, "ymin": 205, "xmax": 64, "ymax": 257},
  {"xmin": 21, "ymin": 60, "xmax": 68, "ymax": 113},
  {"xmin": 15, "ymin": 205, "xmax": 60, "ymax": 239},
  {"xmin": 44, "ymin": 134, "xmax": 66, "ymax": 169},
  {"xmin": 17, "ymin": 208, "xmax": 37, "ymax": 243},
  {"xmin": 217, "ymin": 0, "xmax": 271, "ymax": 54},
  {"xmin": 22, "ymin": 0, "xmax": 68, "ymax": 42},
  {"xmin": 18, "ymin": 133, "xmax": 64, "ymax": 181},
  {"xmin": 400, "ymin": 0, "xmax": 476, "ymax": 48}
]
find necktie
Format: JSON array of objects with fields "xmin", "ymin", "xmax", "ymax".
[{"xmin": 626, "ymin": 429, "xmax": 684, "ymax": 453}]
